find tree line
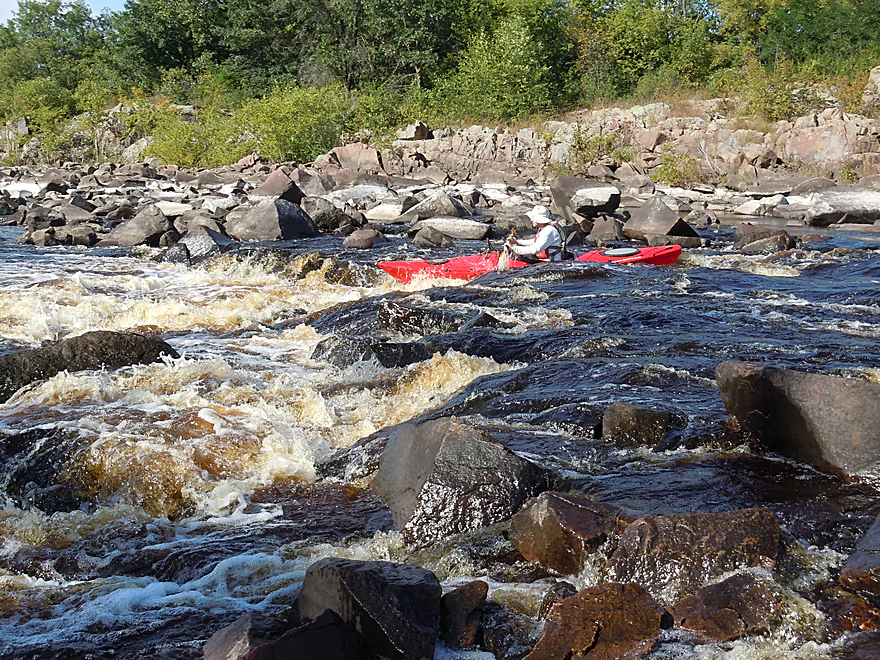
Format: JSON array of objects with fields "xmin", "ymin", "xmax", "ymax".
[{"xmin": 1, "ymin": 0, "xmax": 879, "ymax": 166}]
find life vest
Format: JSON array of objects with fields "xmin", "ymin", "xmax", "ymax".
[{"xmin": 536, "ymin": 222, "xmax": 571, "ymax": 261}]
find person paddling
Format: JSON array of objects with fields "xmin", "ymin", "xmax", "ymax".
[{"xmin": 504, "ymin": 205, "xmax": 566, "ymax": 262}]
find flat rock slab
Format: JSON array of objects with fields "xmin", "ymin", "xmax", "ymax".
[
  {"xmin": 525, "ymin": 583, "xmax": 668, "ymax": 660},
  {"xmin": 295, "ymin": 558, "xmax": 440, "ymax": 660},
  {"xmin": 509, "ymin": 492, "xmax": 629, "ymax": 575},
  {"xmin": 716, "ymin": 361, "xmax": 880, "ymax": 476},
  {"xmin": 604, "ymin": 508, "xmax": 780, "ymax": 605},
  {"xmin": 0, "ymin": 331, "xmax": 179, "ymax": 402},
  {"xmin": 371, "ymin": 416, "xmax": 547, "ymax": 544},
  {"xmin": 409, "ymin": 217, "xmax": 491, "ymax": 240},
  {"xmin": 840, "ymin": 513, "xmax": 880, "ymax": 597}
]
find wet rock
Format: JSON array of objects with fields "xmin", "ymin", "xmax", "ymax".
[
  {"xmin": 409, "ymin": 217, "xmax": 491, "ymax": 240},
  {"xmin": 481, "ymin": 601, "xmax": 540, "ymax": 660},
  {"xmin": 509, "ymin": 492, "xmax": 628, "ymax": 575},
  {"xmin": 539, "ymin": 582, "xmax": 578, "ymax": 619},
  {"xmin": 204, "ymin": 613, "xmax": 288, "ymax": 660},
  {"xmin": 342, "ymin": 228, "xmax": 386, "ymax": 249},
  {"xmin": 550, "ymin": 176, "xmax": 621, "ymax": 221},
  {"xmin": 250, "ymin": 168, "xmax": 305, "ymax": 205},
  {"xmin": 734, "ymin": 223, "xmax": 777, "ymax": 248},
  {"xmin": 371, "ymin": 416, "xmax": 547, "ymax": 545},
  {"xmin": 440, "ymin": 580, "xmax": 488, "ymax": 648},
  {"xmin": 378, "ymin": 300, "xmax": 471, "ymax": 336},
  {"xmin": 0, "ymin": 330, "xmax": 179, "ymax": 403},
  {"xmin": 53, "ymin": 225, "xmax": 99, "ymax": 246},
  {"xmin": 97, "ymin": 204, "xmax": 173, "ymax": 247},
  {"xmin": 294, "ymin": 557, "xmax": 441, "ymax": 660},
  {"xmin": 311, "ymin": 335, "xmax": 433, "ymax": 369},
  {"xmin": 164, "ymin": 224, "xmax": 235, "ymax": 266},
  {"xmin": 322, "ymin": 260, "xmax": 385, "ymax": 287},
  {"xmin": 587, "ymin": 216, "xmax": 626, "ymax": 242},
  {"xmin": 413, "ymin": 226, "xmax": 453, "ymax": 248},
  {"xmin": 668, "ymin": 572, "xmax": 779, "ymax": 642},
  {"xmin": 623, "ymin": 196, "xmax": 699, "ymax": 241},
  {"xmin": 644, "ymin": 234, "xmax": 703, "ymax": 248},
  {"xmin": 840, "ymin": 513, "xmax": 880, "ymax": 596},
  {"xmin": 525, "ymin": 583, "xmax": 669, "ymax": 660},
  {"xmin": 244, "ymin": 610, "xmax": 367, "ymax": 660},
  {"xmin": 740, "ymin": 231, "xmax": 794, "ymax": 254},
  {"xmin": 818, "ymin": 587, "xmax": 880, "ymax": 639},
  {"xmin": 716, "ymin": 361, "xmax": 880, "ymax": 475},
  {"xmin": 842, "ymin": 631, "xmax": 880, "ymax": 660},
  {"xmin": 604, "ymin": 508, "xmax": 780, "ymax": 605},
  {"xmin": 601, "ymin": 402, "xmax": 682, "ymax": 447},
  {"xmin": 224, "ymin": 198, "xmax": 318, "ymax": 241}
]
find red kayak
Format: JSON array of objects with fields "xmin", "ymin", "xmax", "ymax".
[{"xmin": 377, "ymin": 245, "xmax": 682, "ymax": 284}]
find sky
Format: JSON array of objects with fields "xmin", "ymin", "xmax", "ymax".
[{"xmin": 0, "ymin": 0, "xmax": 127, "ymax": 24}]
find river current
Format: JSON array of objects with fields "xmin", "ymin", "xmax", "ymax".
[{"xmin": 1, "ymin": 219, "xmax": 880, "ymax": 658}]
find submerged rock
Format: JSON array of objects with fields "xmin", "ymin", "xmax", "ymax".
[
  {"xmin": 840, "ymin": 513, "xmax": 880, "ymax": 597},
  {"xmin": 509, "ymin": 492, "xmax": 628, "ymax": 575},
  {"xmin": 371, "ymin": 416, "xmax": 548, "ymax": 545},
  {"xmin": 716, "ymin": 361, "xmax": 880, "ymax": 476},
  {"xmin": 601, "ymin": 402, "xmax": 683, "ymax": 447},
  {"xmin": 0, "ymin": 331, "xmax": 179, "ymax": 402},
  {"xmin": 525, "ymin": 583, "xmax": 669, "ymax": 660},
  {"xmin": 604, "ymin": 507, "xmax": 780, "ymax": 605},
  {"xmin": 294, "ymin": 558, "xmax": 441, "ymax": 660}
]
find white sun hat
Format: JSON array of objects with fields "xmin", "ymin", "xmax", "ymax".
[{"xmin": 526, "ymin": 205, "xmax": 553, "ymax": 224}]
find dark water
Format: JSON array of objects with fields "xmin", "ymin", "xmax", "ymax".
[{"xmin": 1, "ymin": 221, "xmax": 879, "ymax": 658}]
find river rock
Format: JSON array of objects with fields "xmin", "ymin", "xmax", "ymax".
[
  {"xmin": 668, "ymin": 573, "xmax": 779, "ymax": 642},
  {"xmin": 790, "ymin": 177, "xmax": 837, "ymax": 195},
  {"xmin": 371, "ymin": 416, "xmax": 547, "ymax": 544},
  {"xmin": 715, "ymin": 361, "xmax": 880, "ymax": 475},
  {"xmin": 601, "ymin": 402, "xmax": 682, "ymax": 447},
  {"xmin": 645, "ymin": 234, "xmax": 703, "ymax": 248},
  {"xmin": 377, "ymin": 300, "xmax": 472, "ymax": 336},
  {"xmin": 550, "ymin": 176, "xmax": 621, "ymax": 221},
  {"xmin": 342, "ymin": 228, "xmax": 386, "ymax": 249},
  {"xmin": 250, "ymin": 168, "xmax": 306, "ymax": 205},
  {"xmin": 623, "ymin": 196, "xmax": 700, "ymax": 241},
  {"xmin": 204, "ymin": 613, "xmax": 288, "ymax": 660},
  {"xmin": 164, "ymin": 224, "xmax": 235, "ymax": 266},
  {"xmin": 440, "ymin": 580, "xmax": 488, "ymax": 648},
  {"xmin": 244, "ymin": 610, "xmax": 367, "ymax": 660},
  {"xmin": 840, "ymin": 513, "xmax": 880, "ymax": 596},
  {"xmin": 525, "ymin": 583, "xmax": 669, "ymax": 660},
  {"xmin": 740, "ymin": 231, "xmax": 794, "ymax": 254},
  {"xmin": 408, "ymin": 217, "xmax": 491, "ymax": 240},
  {"xmin": 413, "ymin": 226, "xmax": 453, "ymax": 248},
  {"xmin": 539, "ymin": 582, "xmax": 578, "ymax": 619},
  {"xmin": 174, "ymin": 209, "xmax": 224, "ymax": 235},
  {"xmin": 53, "ymin": 225, "xmax": 99, "ymax": 247},
  {"xmin": 604, "ymin": 508, "xmax": 780, "ymax": 605},
  {"xmin": 98, "ymin": 204, "xmax": 172, "ymax": 246},
  {"xmin": 294, "ymin": 558, "xmax": 441, "ymax": 660},
  {"xmin": 331, "ymin": 143, "xmax": 384, "ymax": 174},
  {"xmin": 803, "ymin": 190, "xmax": 880, "ymax": 226},
  {"xmin": 588, "ymin": 216, "xmax": 626, "ymax": 242},
  {"xmin": 509, "ymin": 492, "xmax": 627, "ymax": 575},
  {"xmin": 224, "ymin": 198, "xmax": 318, "ymax": 241},
  {"xmin": 400, "ymin": 192, "xmax": 472, "ymax": 223},
  {"xmin": 300, "ymin": 196, "xmax": 351, "ymax": 232},
  {"xmin": 0, "ymin": 331, "xmax": 179, "ymax": 402},
  {"xmin": 55, "ymin": 203, "xmax": 95, "ymax": 223},
  {"xmin": 311, "ymin": 335, "xmax": 433, "ymax": 369}
]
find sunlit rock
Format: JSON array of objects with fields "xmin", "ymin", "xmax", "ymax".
[
  {"xmin": 97, "ymin": 203, "xmax": 173, "ymax": 247},
  {"xmin": 249, "ymin": 168, "xmax": 305, "ymax": 205},
  {"xmin": 840, "ymin": 513, "xmax": 880, "ymax": 597},
  {"xmin": 224, "ymin": 197, "xmax": 318, "ymax": 241},
  {"xmin": 623, "ymin": 196, "xmax": 700, "ymax": 241},
  {"xmin": 294, "ymin": 558, "xmax": 440, "ymax": 660},
  {"xmin": 371, "ymin": 416, "xmax": 548, "ymax": 545},
  {"xmin": 550, "ymin": 176, "xmax": 621, "ymax": 221},
  {"xmin": 440, "ymin": 579, "xmax": 488, "ymax": 649}
]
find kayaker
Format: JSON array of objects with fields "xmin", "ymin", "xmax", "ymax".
[{"xmin": 505, "ymin": 206, "xmax": 566, "ymax": 262}]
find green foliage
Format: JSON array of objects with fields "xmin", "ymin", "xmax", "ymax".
[
  {"xmin": 561, "ymin": 123, "xmax": 638, "ymax": 175},
  {"xmin": 654, "ymin": 149, "xmax": 700, "ymax": 187},
  {"xmin": 436, "ymin": 15, "xmax": 550, "ymax": 122}
]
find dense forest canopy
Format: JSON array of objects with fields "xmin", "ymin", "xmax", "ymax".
[{"xmin": 1, "ymin": 0, "xmax": 879, "ymax": 165}]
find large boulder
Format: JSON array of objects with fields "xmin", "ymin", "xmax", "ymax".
[
  {"xmin": 715, "ymin": 361, "xmax": 880, "ymax": 475},
  {"xmin": 98, "ymin": 204, "xmax": 173, "ymax": 247},
  {"xmin": 604, "ymin": 508, "xmax": 780, "ymax": 605},
  {"xmin": 204, "ymin": 613, "xmax": 290, "ymax": 660},
  {"xmin": 294, "ymin": 558, "xmax": 441, "ymax": 660},
  {"xmin": 668, "ymin": 573, "xmax": 780, "ymax": 642},
  {"xmin": 840, "ymin": 513, "xmax": 880, "ymax": 597},
  {"xmin": 244, "ymin": 611, "xmax": 367, "ymax": 660},
  {"xmin": 525, "ymin": 583, "xmax": 669, "ymax": 660},
  {"xmin": 331, "ymin": 143, "xmax": 384, "ymax": 174},
  {"xmin": 550, "ymin": 176, "xmax": 621, "ymax": 221},
  {"xmin": 587, "ymin": 216, "xmax": 626, "ymax": 242},
  {"xmin": 509, "ymin": 492, "xmax": 628, "ymax": 575},
  {"xmin": 371, "ymin": 416, "xmax": 547, "ymax": 544},
  {"xmin": 0, "ymin": 331, "xmax": 179, "ymax": 402},
  {"xmin": 408, "ymin": 217, "xmax": 491, "ymax": 240},
  {"xmin": 250, "ymin": 168, "xmax": 306, "ymax": 205},
  {"xmin": 399, "ymin": 192, "xmax": 472, "ymax": 223},
  {"xmin": 224, "ymin": 198, "xmax": 319, "ymax": 241},
  {"xmin": 801, "ymin": 190, "xmax": 880, "ymax": 226},
  {"xmin": 623, "ymin": 196, "xmax": 700, "ymax": 241},
  {"xmin": 163, "ymin": 224, "xmax": 235, "ymax": 266}
]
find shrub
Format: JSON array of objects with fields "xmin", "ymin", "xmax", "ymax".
[{"xmin": 654, "ymin": 148, "xmax": 699, "ymax": 187}]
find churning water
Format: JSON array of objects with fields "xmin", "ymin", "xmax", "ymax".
[{"xmin": 1, "ymin": 220, "xmax": 879, "ymax": 658}]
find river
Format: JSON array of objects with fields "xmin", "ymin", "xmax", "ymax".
[{"xmin": 1, "ymin": 219, "xmax": 879, "ymax": 658}]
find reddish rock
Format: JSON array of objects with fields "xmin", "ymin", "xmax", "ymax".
[
  {"xmin": 342, "ymin": 228, "xmax": 386, "ymax": 249},
  {"xmin": 526, "ymin": 583, "xmax": 668, "ymax": 660},
  {"xmin": 440, "ymin": 580, "xmax": 488, "ymax": 648},
  {"xmin": 539, "ymin": 582, "xmax": 578, "ymax": 619},
  {"xmin": 331, "ymin": 143, "xmax": 384, "ymax": 174},
  {"xmin": 250, "ymin": 168, "xmax": 306, "ymax": 205},
  {"xmin": 601, "ymin": 402, "xmax": 680, "ymax": 447},
  {"xmin": 245, "ymin": 610, "xmax": 368, "ymax": 660},
  {"xmin": 605, "ymin": 508, "xmax": 780, "ymax": 605},
  {"xmin": 819, "ymin": 587, "xmax": 880, "ymax": 639},
  {"xmin": 668, "ymin": 573, "xmax": 779, "ymax": 642},
  {"xmin": 509, "ymin": 492, "xmax": 627, "ymax": 575}
]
